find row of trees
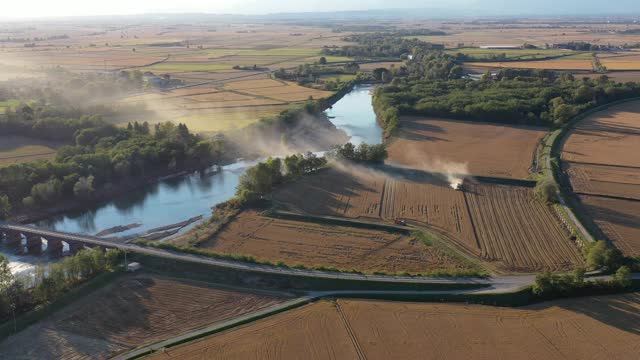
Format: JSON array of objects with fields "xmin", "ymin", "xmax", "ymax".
[
  {"xmin": 532, "ymin": 266, "xmax": 632, "ymax": 299},
  {"xmin": 272, "ymin": 63, "xmax": 361, "ymax": 86},
  {"xmin": 329, "ymin": 142, "xmax": 388, "ymax": 163},
  {"xmin": 236, "ymin": 152, "xmax": 327, "ymax": 203},
  {"xmin": 0, "ymin": 249, "xmax": 121, "ymax": 323}
]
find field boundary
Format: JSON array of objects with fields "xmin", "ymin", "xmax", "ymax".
[
  {"xmin": 549, "ymin": 96, "xmax": 640, "ymax": 243},
  {"xmin": 120, "ymin": 296, "xmax": 315, "ymax": 360},
  {"xmin": 266, "ymin": 210, "xmax": 412, "ymax": 234}
]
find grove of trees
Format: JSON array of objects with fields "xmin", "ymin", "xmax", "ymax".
[{"xmin": 374, "ymin": 56, "xmax": 640, "ymax": 128}]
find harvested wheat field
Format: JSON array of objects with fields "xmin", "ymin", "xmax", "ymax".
[
  {"xmin": 146, "ymin": 301, "xmax": 359, "ymax": 360},
  {"xmin": 272, "ymin": 168, "xmax": 479, "ymax": 255},
  {"xmin": 273, "ymin": 168, "xmax": 582, "ymax": 272},
  {"xmin": 387, "ymin": 117, "xmax": 546, "ymax": 179},
  {"xmin": 149, "ymin": 293, "xmax": 640, "ymax": 360},
  {"xmin": 464, "ymin": 182, "xmax": 583, "ymax": 272},
  {"xmin": 562, "ymin": 101, "xmax": 640, "ymax": 168},
  {"xmin": 578, "ymin": 195, "xmax": 640, "ymax": 257},
  {"xmin": 563, "ymin": 162, "xmax": 640, "ymax": 200},
  {"xmin": 0, "ymin": 135, "xmax": 64, "ymax": 167},
  {"xmin": 200, "ymin": 210, "xmax": 474, "ymax": 274},
  {"xmin": 0, "ymin": 274, "xmax": 289, "ymax": 360}
]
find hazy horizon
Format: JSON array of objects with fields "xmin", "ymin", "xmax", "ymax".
[{"xmin": 3, "ymin": 0, "xmax": 640, "ymax": 20}]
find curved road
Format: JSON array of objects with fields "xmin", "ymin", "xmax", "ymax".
[{"xmin": 1, "ymin": 223, "xmax": 533, "ymax": 289}]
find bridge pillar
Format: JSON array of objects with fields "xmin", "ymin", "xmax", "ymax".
[
  {"xmin": 47, "ymin": 238, "xmax": 64, "ymax": 257},
  {"xmin": 3, "ymin": 230, "xmax": 22, "ymax": 247},
  {"xmin": 68, "ymin": 241, "xmax": 85, "ymax": 254},
  {"xmin": 26, "ymin": 235, "xmax": 43, "ymax": 254}
]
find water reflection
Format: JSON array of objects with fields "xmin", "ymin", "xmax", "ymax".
[{"xmin": 31, "ymin": 86, "xmax": 382, "ymax": 238}]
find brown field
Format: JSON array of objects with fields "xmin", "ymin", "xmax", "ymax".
[
  {"xmin": 273, "ymin": 168, "xmax": 580, "ymax": 272},
  {"xmin": 272, "ymin": 168, "xmax": 479, "ymax": 254},
  {"xmin": 388, "ymin": 117, "xmax": 546, "ymax": 179},
  {"xmin": 0, "ymin": 274, "xmax": 289, "ymax": 360},
  {"xmin": 578, "ymin": 195, "xmax": 640, "ymax": 257},
  {"xmin": 466, "ymin": 59, "xmax": 593, "ymax": 70},
  {"xmin": 116, "ymin": 74, "xmax": 334, "ymax": 132},
  {"xmin": 200, "ymin": 210, "xmax": 473, "ymax": 274},
  {"xmin": 562, "ymin": 101, "xmax": 640, "ymax": 168},
  {"xmin": 563, "ymin": 162, "xmax": 640, "ymax": 200},
  {"xmin": 562, "ymin": 101, "xmax": 640, "ymax": 257},
  {"xmin": 147, "ymin": 301, "xmax": 359, "ymax": 360},
  {"xmin": 151, "ymin": 293, "xmax": 640, "ymax": 360},
  {"xmin": 600, "ymin": 54, "xmax": 640, "ymax": 70},
  {"xmin": 0, "ymin": 135, "xmax": 64, "ymax": 166},
  {"xmin": 465, "ymin": 183, "xmax": 583, "ymax": 272}
]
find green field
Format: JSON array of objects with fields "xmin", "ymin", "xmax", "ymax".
[{"xmin": 0, "ymin": 99, "xmax": 22, "ymax": 112}]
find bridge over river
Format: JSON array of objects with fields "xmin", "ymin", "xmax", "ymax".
[{"xmin": 0, "ymin": 223, "xmax": 125, "ymax": 256}]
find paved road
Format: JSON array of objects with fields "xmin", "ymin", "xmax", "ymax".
[{"xmin": 0, "ymin": 223, "xmax": 503, "ymax": 286}]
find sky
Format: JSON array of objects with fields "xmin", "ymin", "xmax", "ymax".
[{"xmin": 2, "ymin": 0, "xmax": 640, "ymax": 19}]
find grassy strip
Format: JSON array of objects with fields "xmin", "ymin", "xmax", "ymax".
[
  {"xmin": 130, "ymin": 252, "xmax": 488, "ymax": 292},
  {"xmin": 0, "ymin": 269, "xmax": 124, "ymax": 341},
  {"xmin": 126, "ymin": 298, "xmax": 313, "ymax": 360},
  {"xmin": 136, "ymin": 239, "xmax": 486, "ymax": 278},
  {"xmin": 268, "ymin": 210, "xmax": 412, "ymax": 235},
  {"xmin": 412, "ymin": 231, "xmax": 489, "ymax": 277},
  {"xmin": 336, "ymin": 287, "xmax": 534, "ymax": 307}
]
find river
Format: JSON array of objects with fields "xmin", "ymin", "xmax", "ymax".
[{"xmin": 2, "ymin": 85, "xmax": 382, "ymax": 274}]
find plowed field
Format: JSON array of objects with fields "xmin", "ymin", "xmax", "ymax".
[
  {"xmin": 0, "ymin": 275, "xmax": 289, "ymax": 360},
  {"xmin": 273, "ymin": 168, "xmax": 581, "ymax": 272},
  {"xmin": 577, "ymin": 195, "xmax": 640, "ymax": 257},
  {"xmin": 200, "ymin": 210, "xmax": 473, "ymax": 274},
  {"xmin": 563, "ymin": 162, "xmax": 640, "ymax": 200},
  {"xmin": 562, "ymin": 101, "xmax": 640, "ymax": 257},
  {"xmin": 562, "ymin": 101, "xmax": 640, "ymax": 168},
  {"xmin": 272, "ymin": 168, "xmax": 479, "ymax": 254},
  {"xmin": 465, "ymin": 183, "xmax": 583, "ymax": 272},
  {"xmin": 387, "ymin": 117, "xmax": 546, "ymax": 179},
  {"xmin": 151, "ymin": 293, "xmax": 640, "ymax": 360}
]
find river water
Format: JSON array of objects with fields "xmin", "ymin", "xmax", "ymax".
[{"xmin": 2, "ymin": 85, "xmax": 382, "ymax": 274}]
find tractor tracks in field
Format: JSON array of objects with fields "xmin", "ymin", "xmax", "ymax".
[{"xmin": 335, "ymin": 301, "xmax": 368, "ymax": 360}]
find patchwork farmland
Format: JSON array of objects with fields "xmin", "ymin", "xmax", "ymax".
[
  {"xmin": 149, "ymin": 293, "xmax": 640, "ymax": 360},
  {"xmin": 561, "ymin": 100, "xmax": 640, "ymax": 257},
  {"xmin": 273, "ymin": 168, "xmax": 581, "ymax": 273}
]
